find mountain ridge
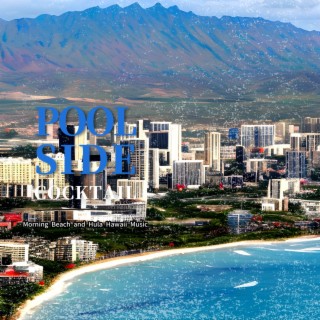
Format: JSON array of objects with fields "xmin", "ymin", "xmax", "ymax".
[{"xmin": 0, "ymin": 3, "xmax": 319, "ymax": 99}]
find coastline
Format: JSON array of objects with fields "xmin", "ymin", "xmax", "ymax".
[{"xmin": 14, "ymin": 235, "xmax": 320, "ymax": 320}]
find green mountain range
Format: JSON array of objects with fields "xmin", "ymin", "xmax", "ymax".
[{"xmin": 0, "ymin": 3, "xmax": 319, "ymax": 122}]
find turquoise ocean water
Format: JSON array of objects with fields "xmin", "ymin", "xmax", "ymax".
[{"xmin": 23, "ymin": 239, "xmax": 320, "ymax": 320}]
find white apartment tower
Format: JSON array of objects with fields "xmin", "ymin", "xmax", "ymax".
[
  {"xmin": 241, "ymin": 125, "xmax": 275, "ymax": 148},
  {"xmin": 204, "ymin": 132, "xmax": 221, "ymax": 172},
  {"xmin": 149, "ymin": 122, "xmax": 182, "ymax": 166},
  {"xmin": 172, "ymin": 160, "xmax": 205, "ymax": 188},
  {"xmin": 117, "ymin": 179, "xmax": 147, "ymax": 201},
  {"xmin": 120, "ymin": 138, "xmax": 149, "ymax": 183},
  {"xmin": 149, "ymin": 148, "xmax": 160, "ymax": 190}
]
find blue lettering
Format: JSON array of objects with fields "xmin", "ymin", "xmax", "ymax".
[
  {"xmin": 82, "ymin": 145, "xmax": 108, "ymax": 174},
  {"xmin": 60, "ymin": 106, "xmax": 86, "ymax": 136},
  {"xmin": 116, "ymin": 107, "xmax": 136, "ymax": 136},
  {"xmin": 114, "ymin": 144, "xmax": 136, "ymax": 175},
  {"xmin": 87, "ymin": 106, "xmax": 114, "ymax": 136},
  {"xmin": 37, "ymin": 107, "xmax": 59, "ymax": 136},
  {"xmin": 36, "ymin": 145, "xmax": 57, "ymax": 174}
]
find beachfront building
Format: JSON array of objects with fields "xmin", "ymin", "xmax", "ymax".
[
  {"xmin": 55, "ymin": 237, "xmax": 98, "ymax": 262},
  {"xmin": 0, "ymin": 242, "xmax": 29, "ymax": 264},
  {"xmin": 291, "ymin": 199, "xmax": 320, "ymax": 218},
  {"xmin": 227, "ymin": 210, "xmax": 253, "ymax": 234}
]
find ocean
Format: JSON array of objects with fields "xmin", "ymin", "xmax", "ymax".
[{"xmin": 22, "ymin": 239, "xmax": 320, "ymax": 320}]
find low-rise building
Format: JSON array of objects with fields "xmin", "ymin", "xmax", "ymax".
[
  {"xmin": 227, "ymin": 210, "xmax": 253, "ymax": 234},
  {"xmin": 262, "ymin": 179, "xmax": 300, "ymax": 211},
  {"xmin": 0, "ymin": 242, "xmax": 29, "ymax": 263},
  {"xmin": 292, "ymin": 199, "xmax": 320, "ymax": 218}
]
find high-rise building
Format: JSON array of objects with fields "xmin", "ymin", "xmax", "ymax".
[
  {"xmin": 268, "ymin": 178, "xmax": 300, "ymax": 199},
  {"xmin": 303, "ymin": 117, "xmax": 320, "ymax": 133},
  {"xmin": 58, "ymin": 125, "xmax": 75, "ymax": 160},
  {"xmin": 204, "ymin": 132, "xmax": 221, "ymax": 171},
  {"xmin": 82, "ymin": 167, "xmax": 107, "ymax": 200},
  {"xmin": 33, "ymin": 152, "xmax": 69, "ymax": 199},
  {"xmin": 55, "ymin": 238, "xmax": 98, "ymax": 262},
  {"xmin": 136, "ymin": 119, "xmax": 150, "ymax": 140},
  {"xmin": 120, "ymin": 139, "xmax": 149, "ymax": 183},
  {"xmin": 227, "ymin": 210, "xmax": 253, "ymax": 234},
  {"xmin": 286, "ymin": 151, "xmax": 307, "ymax": 178},
  {"xmin": 117, "ymin": 179, "xmax": 147, "ymax": 201},
  {"xmin": 46, "ymin": 124, "xmax": 54, "ymax": 141},
  {"xmin": 112, "ymin": 119, "xmax": 149, "ymax": 144},
  {"xmin": 228, "ymin": 128, "xmax": 239, "ymax": 141},
  {"xmin": 290, "ymin": 133, "xmax": 320, "ymax": 153},
  {"xmin": 275, "ymin": 122, "xmax": 286, "ymax": 143},
  {"xmin": 220, "ymin": 145, "xmax": 236, "ymax": 160},
  {"xmin": 149, "ymin": 122, "xmax": 182, "ymax": 166},
  {"xmin": 245, "ymin": 159, "xmax": 277, "ymax": 174},
  {"xmin": 0, "ymin": 158, "xmax": 33, "ymax": 197},
  {"xmin": 241, "ymin": 125, "xmax": 275, "ymax": 148},
  {"xmin": 172, "ymin": 160, "xmax": 204, "ymax": 188},
  {"xmin": 148, "ymin": 148, "xmax": 159, "ymax": 190},
  {"xmin": 112, "ymin": 122, "xmax": 137, "ymax": 144},
  {"xmin": 236, "ymin": 145, "xmax": 245, "ymax": 164},
  {"xmin": 58, "ymin": 125, "xmax": 90, "ymax": 208},
  {"xmin": 262, "ymin": 178, "xmax": 300, "ymax": 211}
]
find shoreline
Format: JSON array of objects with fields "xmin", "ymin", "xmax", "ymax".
[{"xmin": 14, "ymin": 235, "xmax": 320, "ymax": 320}]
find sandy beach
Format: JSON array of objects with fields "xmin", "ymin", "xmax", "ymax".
[{"xmin": 14, "ymin": 236, "xmax": 320, "ymax": 320}]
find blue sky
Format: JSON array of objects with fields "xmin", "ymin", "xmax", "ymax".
[{"xmin": 0, "ymin": 0, "xmax": 318, "ymax": 31}]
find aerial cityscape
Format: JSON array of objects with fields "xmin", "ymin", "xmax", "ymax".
[
  {"xmin": 0, "ymin": 111, "xmax": 320, "ymax": 318},
  {"xmin": 0, "ymin": 1, "xmax": 320, "ymax": 319}
]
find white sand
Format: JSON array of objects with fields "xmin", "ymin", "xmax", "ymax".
[{"xmin": 16, "ymin": 237, "xmax": 320, "ymax": 319}]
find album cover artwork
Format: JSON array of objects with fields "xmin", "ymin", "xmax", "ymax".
[{"xmin": 0, "ymin": 1, "xmax": 319, "ymax": 319}]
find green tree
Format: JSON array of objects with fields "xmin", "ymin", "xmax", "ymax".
[
  {"xmin": 147, "ymin": 207, "xmax": 165, "ymax": 221},
  {"xmin": 10, "ymin": 144, "xmax": 37, "ymax": 159},
  {"xmin": 1, "ymin": 128, "xmax": 18, "ymax": 139}
]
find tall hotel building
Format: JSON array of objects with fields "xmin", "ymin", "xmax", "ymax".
[
  {"xmin": 262, "ymin": 178, "xmax": 300, "ymax": 211},
  {"xmin": 241, "ymin": 125, "xmax": 275, "ymax": 148},
  {"xmin": 55, "ymin": 238, "xmax": 98, "ymax": 262},
  {"xmin": 120, "ymin": 139, "xmax": 149, "ymax": 183},
  {"xmin": 58, "ymin": 125, "xmax": 89, "ymax": 208},
  {"xmin": 149, "ymin": 122, "xmax": 182, "ymax": 166},
  {"xmin": 149, "ymin": 148, "xmax": 160, "ymax": 190},
  {"xmin": 290, "ymin": 133, "xmax": 320, "ymax": 153},
  {"xmin": 112, "ymin": 120, "xmax": 149, "ymax": 143},
  {"xmin": 117, "ymin": 179, "xmax": 147, "ymax": 201},
  {"xmin": 286, "ymin": 151, "xmax": 307, "ymax": 178},
  {"xmin": 172, "ymin": 160, "xmax": 204, "ymax": 188},
  {"xmin": 303, "ymin": 117, "xmax": 320, "ymax": 133},
  {"xmin": 204, "ymin": 132, "xmax": 221, "ymax": 172},
  {"xmin": 33, "ymin": 152, "xmax": 69, "ymax": 198},
  {"xmin": 112, "ymin": 122, "xmax": 138, "ymax": 144},
  {"xmin": 0, "ymin": 154, "xmax": 69, "ymax": 199},
  {"xmin": 0, "ymin": 158, "xmax": 33, "ymax": 197}
]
